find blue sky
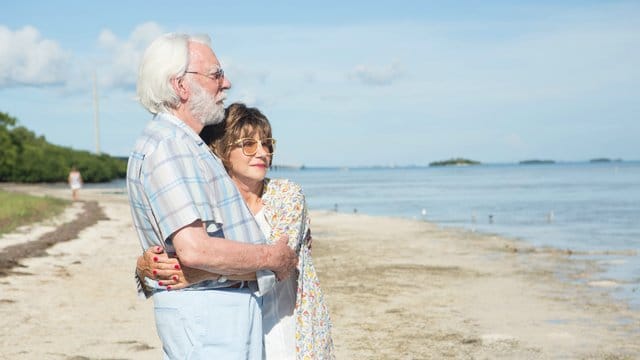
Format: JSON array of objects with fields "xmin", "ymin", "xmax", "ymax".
[{"xmin": 1, "ymin": 1, "xmax": 638, "ymax": 167}]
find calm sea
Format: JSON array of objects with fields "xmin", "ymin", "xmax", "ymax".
[
  {"xmin": 271, "ymin": 162, "xmax": 640, "ymax": 307},
  {"xmin": 98, "ymin": 161, "xmax": 640, "ymax": 307}
]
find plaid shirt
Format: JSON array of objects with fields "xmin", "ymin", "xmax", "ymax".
[{"xmin": 127, "ymin": 112, "xmax": 275, "ymax": 295}]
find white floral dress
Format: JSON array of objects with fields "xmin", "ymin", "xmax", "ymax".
[{"xmin": 262, "ymin": 178, "xmax": 335, "ymax": 360}]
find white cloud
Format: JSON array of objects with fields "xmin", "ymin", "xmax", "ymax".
[
  {"xmin": 94, "ymin": 22, "xmax": 165, "ymax": 90},
  {"xmin": 348, "ymin": 60, "xmax": 402, "ymax": 86},
  {"xmin": 0, "ymin": 25, "xmax": 71, "ymax": 88},
  {"xmin": 225, "ymin": 60, "xmax": 270, "ymax": 86}
]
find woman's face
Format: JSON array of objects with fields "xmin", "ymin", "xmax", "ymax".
[{"xmin": 227, "ymin": 133, "xmax": 272, "ymax": 186}]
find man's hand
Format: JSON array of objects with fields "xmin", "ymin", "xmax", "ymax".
[{"xmin": 267, "ymin": 235, "xmax": 298, "ymax": 281}]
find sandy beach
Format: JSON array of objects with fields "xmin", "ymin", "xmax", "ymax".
[{"xmin": 0, "ymin": 184, "xmax": 638, "ymax": 359}]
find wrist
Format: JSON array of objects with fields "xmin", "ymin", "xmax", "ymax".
[{"xmin": 258, "ymin": 244, "xmax": 273, "ymax": 270}]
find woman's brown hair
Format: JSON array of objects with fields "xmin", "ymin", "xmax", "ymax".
[{"xmin": 199, "ymin": 102, "xmax": 274, "ymax": 172}]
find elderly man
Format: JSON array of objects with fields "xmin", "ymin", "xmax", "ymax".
[{"xmin": 127, "ymin": 33, "xmax": 297, "ymax": 359}]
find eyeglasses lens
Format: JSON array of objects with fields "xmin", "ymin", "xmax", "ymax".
[
  {"xmin": 241, "ymin": 139, "xmax": 275, "ymax": 156},
  {"xmin": 264, "ymin": 139, "xmax": 275, "ymax": 154},
  {"xmin": 242, "ymin": 139, "xmax": 259, "ymax": 155}
]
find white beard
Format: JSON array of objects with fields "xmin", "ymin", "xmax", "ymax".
[{"xmin": 188, "ymin": 81, "xmax": 225, "ymax": 126}]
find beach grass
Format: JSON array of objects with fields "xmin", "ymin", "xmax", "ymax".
[{"xmin": 0, "ymin": 189, "xmax": 68, "ymax": 235}]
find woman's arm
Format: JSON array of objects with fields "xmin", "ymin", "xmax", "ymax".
[{"xmin": 136, "ymin": 247, "xmax": 256, "ymax": 290}]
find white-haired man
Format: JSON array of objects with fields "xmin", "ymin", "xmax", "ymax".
[{"xmin": 127, "ymin": 33, "xmax": 297, "ymax": 359}]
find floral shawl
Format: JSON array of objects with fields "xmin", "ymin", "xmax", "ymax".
[{"xmin": 262, "ymin": 178, "xmax": 335, "ymax": 360}]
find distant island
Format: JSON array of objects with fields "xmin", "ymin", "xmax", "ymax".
[
  {"xmin": 429, "ymin": 158, "xmax": 481, "ymax": 167},
  {"xmin": 519, "ymin": 159, "xmax": 555, "ymax": 165},
  {"xmin": 589, "ymin": 158, "xmax": 622, "ymax": 163},
  {"xmin": 271, "ymin": 164, "xmax": 305, "ymax": 170}
]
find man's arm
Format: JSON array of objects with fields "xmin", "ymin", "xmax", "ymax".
[
  {"xmin": 136, "ymin": 246, "xmax": 256, "ymax": 291},
  {"xmin": 172, "ymin": 220, "xmax": 296, "ymax": 280}
]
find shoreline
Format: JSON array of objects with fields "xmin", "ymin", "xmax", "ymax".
[
  {"xmin": 16, "ymin": 179, "xmax": 640, "ymax": 302},
  {"xmin": 0, "ymin": 184, "xmax": 639, "ymax": 358},
  {"xmin": 310, "ymin": 211, "xmax": 640, "ymax": 358}
]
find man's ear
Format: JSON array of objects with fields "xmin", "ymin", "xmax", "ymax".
[{"xmin": 171, "ymin": 76, "xmax": 189, "ymax": 101}]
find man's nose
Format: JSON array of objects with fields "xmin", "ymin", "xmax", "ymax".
[{"xmin": 221, "ymin": 76, "xmax": 231, "ymax": 90}]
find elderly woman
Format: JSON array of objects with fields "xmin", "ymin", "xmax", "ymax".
[{"xmin": 137, "ymin": 103, "xmax": 334, "ymax": 359}]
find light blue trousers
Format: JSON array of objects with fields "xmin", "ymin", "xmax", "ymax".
[{"xmin": 152, "ymin": 287, "xmax": 263, "ymax": 360}]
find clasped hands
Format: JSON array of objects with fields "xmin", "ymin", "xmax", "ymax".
[{"xmin": 136, "ymin": 235, "xmax": 297, "ymax": 290}]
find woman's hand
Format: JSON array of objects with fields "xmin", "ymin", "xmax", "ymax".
[{"xmin": 137, "ymin": 246, "xmax": 190, "ymax": 290}]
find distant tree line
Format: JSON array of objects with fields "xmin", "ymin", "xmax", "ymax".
[
  {"xmin": 429, "ymin": 158, "xmax": 481, "ymax": 167},
  {"xmin": 0, "ymin": 111, "xmax": 126, "ymax": 183}
]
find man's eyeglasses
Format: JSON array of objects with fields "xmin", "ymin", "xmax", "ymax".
[
  {"xmin": 230, "ymin": 138, "xmax": 276, "ymax": 156},
  {"xmin": 185, "ymin": 68, "xmax": 225, "ymax": 83}
]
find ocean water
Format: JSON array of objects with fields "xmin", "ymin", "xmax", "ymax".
[{"xmin": 271, "ymin": 162, "xmax": 640, "ymax": 307}]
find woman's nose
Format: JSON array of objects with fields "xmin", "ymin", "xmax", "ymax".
[{"xmin": 254, "ymin": 142, "xmax": 268, "ymax": 157}]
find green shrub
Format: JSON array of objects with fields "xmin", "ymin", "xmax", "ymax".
[
  {"xmin": 0, "ymin": 190, "xmax": 69, "ymax": 234},
  {"xmin": 0, "ymin": 111, "xmax": 127, "ymax": 183}
]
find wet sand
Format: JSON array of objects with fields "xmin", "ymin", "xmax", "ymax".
[{"xmin": 0, "ymin": 184, "xmax": 638, "ymax": 359}]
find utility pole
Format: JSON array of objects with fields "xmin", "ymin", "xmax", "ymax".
[{"xmin": 93, "ymin": 70, "xmax": 101, "ymax": 154}]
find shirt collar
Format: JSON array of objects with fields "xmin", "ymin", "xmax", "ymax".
[{"xmin": 154, "ymin": 112, "xmax": 205, "ymax": 146}]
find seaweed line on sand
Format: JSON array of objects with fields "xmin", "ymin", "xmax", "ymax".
[{"xmin": 0, "ymin": 201, "xmax": 107, "ymax": 277}]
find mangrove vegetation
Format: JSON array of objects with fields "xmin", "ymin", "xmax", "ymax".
[{"xmin": 0, "ymin": 111, "xmax": 126, "ymax": 183}]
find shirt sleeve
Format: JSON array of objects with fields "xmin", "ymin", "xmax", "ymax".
[
  {"xmin": 142, "ymin": 138, "xmax": 217, "ymax": 244},
  {"xmin": 265, "ymin": 179, "xmax": 310, "ymax": 252}
]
